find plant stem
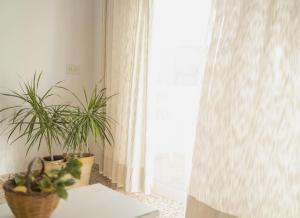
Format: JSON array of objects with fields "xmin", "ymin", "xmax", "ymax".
[
  {"xmin": 79, "ymin": 144, "xmax": 83, "ymax": 157},
  {"xmin": 49, "ymin": 147, "xmax": 54, "ymax": 161}
]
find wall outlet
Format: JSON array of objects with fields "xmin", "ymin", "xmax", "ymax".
[{"xmin": 66, "ymin": 64, "xmax": 80, "ymax": 75}]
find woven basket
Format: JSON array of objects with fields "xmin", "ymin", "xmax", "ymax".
[
  {"xmin": 77, "ymin": 153, "xmax": 95, "ymax": 187},
  {"xmin": 3, "ymin": 159, "xmax": 60, "ymax": 218},
  {"xmin": 43, "ymin": 155, "xmax": 66, "ymax": 172},
  {"xmin": 43, "ymin": 153, "xmax": 94, "ymax": 188},
  {"xmin": 64, "ymin": 153, "xmax": 95, "ymax": 188}
]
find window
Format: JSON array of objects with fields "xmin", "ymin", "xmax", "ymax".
[{"xmin": 148, "ymin": 0, "xmax": 211, "ymax": 201}]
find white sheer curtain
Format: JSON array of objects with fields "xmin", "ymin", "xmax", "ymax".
[
  {"xmin": 101, "ymin": 0, "xmax": 151, "ymax": 193},
  {"xmin": 147, "ymin": 0, "xmax": 211, "ymax": 202},
  {"xmin": 187, "ymin": 0, "xmax": 300, "ymax": 217},
  {"xmin": 98, "ymin": 0, "xmax": 210, "ymax": 199}
]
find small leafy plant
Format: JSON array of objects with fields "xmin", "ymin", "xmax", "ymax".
[{"xmin": 12, "ymin": 158, "xmax": 82, "ymax": 199}]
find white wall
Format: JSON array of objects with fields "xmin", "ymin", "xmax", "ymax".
[{"xmin": 0, "ymin": 0, "xmax": 104, "ymax": 175}]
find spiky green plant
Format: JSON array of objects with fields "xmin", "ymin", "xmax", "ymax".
[
  {"xmin": 64, "ymin": 86, "xmax": 114, "ymax": 156},
  {"xmin": 0, "ymin": 73, "xmax": 68, "ymax": 161}
]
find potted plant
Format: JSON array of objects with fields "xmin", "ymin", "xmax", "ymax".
[
  {"xmin": 3, "ymin": 158, "xmax": 82, "ymax": 218},
  {"xmin": 0, "ymin": 73, "xmax": 69, "ymax": 170},
  {"xmin": 63, "ymin": 86, "xmax": 114, "ymax": 186}
]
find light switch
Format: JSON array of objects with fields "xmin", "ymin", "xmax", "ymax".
[{"xmin": 66, "ymin": 64, "xmax": 80, "ymax": 75}]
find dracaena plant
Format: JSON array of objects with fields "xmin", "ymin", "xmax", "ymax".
[
  {"xmin": 0, "ymin": 73, "xmax": 68, "ymax": 161},
  {"xmin": 64, "ymin": 86, "xmax": 114, "ymax": 156}
]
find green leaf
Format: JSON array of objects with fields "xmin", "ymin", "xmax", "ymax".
[
  {"xmin": 14, "ymin": 174, "xmax": 25, "ymax": 186},
  {"xmin": 63, "ymin": 179, "xmax": 75, "ymax": 187},
  {"xmin": 38, "ymin": 176, "xmax": 52, "ymax": 189},
  {"xmin": 65, "ymin": 159, "xmax": 82, "ymax": 179},
  {"xmin": 55, "ymin": 182, "xmax": 68, "ymax": 199},
  {"xmin": 46, "ymin": 169, "xmax": 61, "ymax": 179}
]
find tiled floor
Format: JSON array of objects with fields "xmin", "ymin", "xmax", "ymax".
[{"xmin": 0, "ymin": 165, "xmax": 184, "ymax": 218}]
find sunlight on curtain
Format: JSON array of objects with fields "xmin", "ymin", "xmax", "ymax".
[
  {"xmin": 102, "ymin": 0, "xmax": 150, "ymax": 193},
  {"xmin": 148, "ymin": 0, "xmax": 212, "ymax": 202},
  {"xmin": 187, "ymin": 0, "xmax": 300, "ymax": 217}
]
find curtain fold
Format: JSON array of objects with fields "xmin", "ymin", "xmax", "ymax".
[
  {"xmin": 101, "ymin": 0, "xmax": 150, "ymax": 193},
  {"xmin": 187, "ymin": 0, "xmax": 300, "ymax": 217}
]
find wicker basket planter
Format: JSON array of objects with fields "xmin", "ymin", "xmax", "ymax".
[
  {"xmin": 3, "ymin": 159, "xmax": 61, "ymax": 218},
  {"xmin": 63, "ymin": 153, "xmax": 95, "ymax": 188},
  {"xmin": 3, "ymin": 158, "xmax": 81, "ymax": 218},
  {"xmin": 77, "ymin": 154, "xmax": 95, "ymax": 186},
  {"xmin": 44, "ymin": 155, "xmax": 65, "ymax": 172},
  {"xmin": 3, "ymin": 180, "xmax": 60, "ymax": 218}
]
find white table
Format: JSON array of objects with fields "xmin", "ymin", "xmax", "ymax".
[{"xmin": 0, "ymin": 184, "xmax": 159, "ymax": 218}]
